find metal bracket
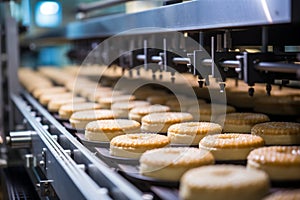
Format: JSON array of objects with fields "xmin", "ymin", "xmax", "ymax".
[
  {"xmin": 40, "ymin": 148, "xmax": 47, "ymax": 170},
  {"xmin": 25, "ymin": 154, "xmax": 37, "ymax": 168},
  {"xmin": 37, "ymin": 180, "xmax": 55, "ymax": 197},
  {"xmin": 6, "ymin": 131, "xmax": 36, "ymax": 149}
]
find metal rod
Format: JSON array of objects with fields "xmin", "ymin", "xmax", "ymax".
[
  {"xmin": 143, "ymin": 39, "xmax": 147, "ymax": 70},
  {"xmin": 201, "ymin": 59, "xmax": 213, "ymax": 66},
  {"xmin": 217, "ymin": 34, "xmax": 222, "ymax": 52},
  {"xmin": 255, "ymin": 62, "xmax": 300, "ymax": 73},
  {"xmin": 261, "ymin": 26, "xmax": 268, "ymax": 53},
  {"xmin": 151, "ymin": 56, "xmax": 162, "ymax": 63},
  {"xmin": 220, "ymin": 60, "xmax": 240, "ymax": 68},
  {"xmin": 163, "ymin": 38, "xmax": 167, "ymax": 71},
  {"xmin": 201, "ymin": 59, "xmax": 239, "ymax": 68},
  {"xmin": 172, "ymin": 57, "xmax": 190, "ymax": 65},
  {"xmin": 211, "ymin": 36, "xmax": 215, "ymax": 77},
  {"xmin": 136, "ymin": 54, "xmax": 146, "ymax": 61},
  {"xmin": 199, "ymin": 31, "xmax": 204, "ymax": 50},
  {"xmin": 77, "ymin": 0, "xmax": 134, "ymax": 13}
]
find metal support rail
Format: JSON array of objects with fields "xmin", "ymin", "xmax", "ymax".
[
  {"xmin": 201, "ymin": 59, "xmax": 240, "ymax": 68},
  {"xmin": 255, "ymin": 62, "xmax": 300, "ymax": 74},
  {"xmin": 12, "ymin": 94, "xmax": 109, "ymax": 200},
  {"xmin": 15, "ymin": 91, "xmax": 144, "ymax": 200},
  {"xmin": 77, "ymin": 0, "xmax": 134, "ymax": 13}
]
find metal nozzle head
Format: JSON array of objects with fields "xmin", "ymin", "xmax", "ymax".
[
  {"xmin": 248, "ymin": 87, "xmax": 254, "ymax": 97},
  {"xmin": 266, "ymin": 83, "xmax": 272, "ymax": 96}
]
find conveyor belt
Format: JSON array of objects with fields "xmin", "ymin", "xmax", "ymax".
[{"xmin": 2, "ymin": 167, "xmax": 39, "ymax": 200}]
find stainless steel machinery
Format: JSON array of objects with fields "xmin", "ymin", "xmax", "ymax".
[{"xmin": 1, "ymin": 0, "xmax": 300, "ymax": 199}]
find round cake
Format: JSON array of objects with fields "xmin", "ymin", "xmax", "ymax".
[
  {"xmin": 33, "ymin": 86, "xmax": 67, "ymax": 98},
  {"xmin": 129, "ymin": 105, "xmax": 170, "ymax": 122},
  {"xmin": 167, "ymin": 122, "xmax": 222, "ymax": 145},
  {"xmin": 146, "ymin": 95, "xmax": 171, "ymax": 105},
  {"xmin": 251, "ymin": 122, "xmax": 300, "ymax": 145},
  {"xmin": 97, "ymin": 95, "xmax": 135, "ymax": 109},
  {"xmin": 220, "ymin": 112, "xmax": 270, "ymax": 133},
  {"xmin": 188, "ymin": 104, "xmax": 236, "ymax": 122},
  {"xmin": 111, "ymin": 101, "xmax": 150, "ymax": 118},
  {"xmin": 79, "ymin": 87, "xmax": 112, "ymax": 98},
  {"xmin": 247, "ymin": 146, "xmax": 300, "ymax": 181},
  {"xmin": 263, "ymin": 189, "xmax": 300, "ymax": 200},
  {"xmin": 47, "ymin": 97, "xmax": 86, "ymax": 112},
  {"xmin": 199, "ymin": 133, "xmax": 265, "ymax": 161},
  {"xmin": 39, "ymin": 92, "xmax": 74, "ymax": 106},
  {"xmin": 179, "ymin": 165, "xmax": 269, "ymax": 200},
  {"xmin": 58, "ymin": 102, "xmax": 102, "ymax": 120},
  {"xmin": 226, "ymin": 87, "xmax": 265, "ymax": 109},
  {"xmin": 133, "ymin": 88, "xmax": 167, "ymax": 100},
  {"xmin": 110, "ymin": 133, "xmax": 170, "ymax": 158},
  {"xmin": 139, "ymin": 147, "xmax": 214, "ymax": 181},
  {"xmin": 254, "ymin": 96, "xmax": 300, "ymax": 116},
  {"xmin": 69, "ymin": 109, "xmax": 115, "ymax": 129},
  {"xmin": 141, "ymin": 112, "xmax": 193, "ymax": 133},
  {"xmin": 85, "ymin": 119, "xmax": 140, "ymax": 142},
  {"xmin": 166, "ymin": 98, "xmax": 206, "ymax": 112},
  {"xmin": 87, "ymin": 90, "xmax": 125, "ymax": 102}
]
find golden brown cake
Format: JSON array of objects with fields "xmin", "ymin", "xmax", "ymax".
[
  {"xmin": 97, "ymin": 95, "xmax": 136, "ymax": 109},
  {"xmin": 263, "ymin": 189, "xmax": 300, "ymax": 200},
  {"xmin": 179, "ymin": 165, "xmax": 269, "ymax": 200},
  {"xmin": 18, "ymin": 68, "xmax": 53, "ymax": 92},
  {"xmin": 129, "ymin": 105, "xmax": 170, "ymax": 122},
  {"xmin": 188, "ymin": 103, "xmax": 236, "ymax": 122},
  {"xmin": 167, "ymin": 122, "xmax": 222, "ymax": 145},
  {"xmin": 65, "ymin": 79, "xmax": 97, "ymax": 94},
  {"xmin": 69, "ymin": 109, "xmax": 115, "ymax": 129},
  {"xmin": 85, "ymin": 119, "xmax": 140, "ymax": 142},
  {"xmin": 251, "ymin": 122, "xmax": 300, "ymax": 145},
  {"xmin": 254, "ymin": 96, "xmax": 300, "ymax": 116},
  {"xmin": 141, "ymin": 112, "xmax": 193, "ymax": 133},
  {"xmin": 110, "ymin": 133, "xmax": 170, "ymax": 158},
  {"xmin": 165, "ymin": 97, "xmax": 206, "ymax": 112},
  {"xmin": 220, "ymin": 112, "xmax": 270, "ymax": 133},
  {"xmin": 33, "ymin": 86, "xmax": 67, "ymax": 98},
  {"xmin": 47, "ymin": 97, "xmax": 86, "ymax": 112},
  {"xmin": 38, "ymin": 67, "xmax": 75, "ymax": 85},
  {"xmin": 146, "ymin": 95, "xmax": 171, "ymax": 105},
  {"xmin": 247, "ymin": 146, "xmax": 300, "ymax": 181},
  {"xmin": 39, "ymin": 92, "xmax": 74, "ymax": 106},
  {"xmin": 226, "ymin": 87, "xmax": 265, "ymax": 109},
  {"xmin": 87, "ymin": 90, "xmax": 125, "ymax": 102},
  {"xmin": 139, "ymin": 147, "xmax": 214, "ymax": 181},
  {"xmin": 58, "ymin": 102, "xmax": 102, "ymax": 120},
  {"xmin": 79, "ymin": 87, "xmax": 112, "ymax": 98},
  {"xmin": 199, "ymin": 133, "xmax": 264, "ymax": 161},
  {"xmin": 133, "ymin": 88, "xmax": 167, "ymax": 100},
  {"xmin": 111, "ymin": 101, "xmax": 150, "ymax": 118}
]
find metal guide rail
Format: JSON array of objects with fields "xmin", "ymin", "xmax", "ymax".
[{"xmin": 10, "ymin": 91, "xmax": 145, "ymax": 200}]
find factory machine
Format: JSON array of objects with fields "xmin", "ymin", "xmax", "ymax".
[{"xmin": 0, "ymin": 0, "xmax": 300, "ymax": 199}]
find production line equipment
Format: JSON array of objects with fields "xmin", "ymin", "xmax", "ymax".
[{"xmin": 1, "ymin": 0, "xmax": 300, "ymax": 199}]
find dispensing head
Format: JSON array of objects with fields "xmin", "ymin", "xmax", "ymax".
[
  {"xmin": 248, "ymin": 87, "xmax": 254, "ymax": 97},
  {"xmin": 219, "ymin": 82, "xmax": 226, "ymax": 93},
  {"xmin": 266, "ymin": 83, "xmax": 272, "ymax": 96}
]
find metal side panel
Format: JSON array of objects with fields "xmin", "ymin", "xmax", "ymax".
[
  {"xmin": 0, "ymin": 26, "xmax": 3, "ymax": 136},
  {"xmin": 5, "ymin": 16, "xmax": 21, "ymax": 132},
  {"xmin": 67, "ymin": 0, "xmax": 293, "ymax": 39},
  {"xmin": 12, "ymin": 92, "xmax": 144, "ymax": 200},
  {"xmin": 11, "ymin": 94, "xmax": 112, "ymax": 200}
]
